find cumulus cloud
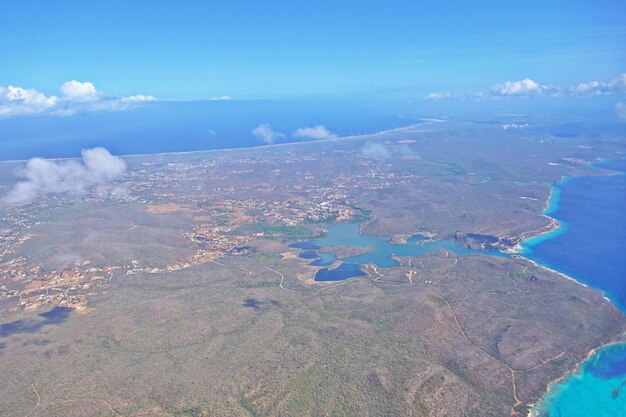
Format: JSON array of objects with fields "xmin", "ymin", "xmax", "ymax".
[
  {"xmin": 425, "ymin": 91, "xmax": 452, "ymax": 100},
  {"xmin": 360, "ymin": 142, "xmax": 392, "ymax": 159},
  {"xmin": 421, "ymin": 73, "xmax": 626, "ymax": 101},
  {"xmin": 492, "ymin": 78, "xmax": 546, "ymax": 96},
  {"xmin": 208, "ymin": 95, "xmax": 233, "ymax": 101},
  {"xmin": 571, "ymin": 73, "xmax": 626, "ymax": 96},
  {"xmin": 293, "ymin": 125, "xmax": 337, "ymax": 140},
  {"xmin": 0, "ymin": 81, "xmax": 156, "ymax": 119},
  {"xmin": 60, "ymin": 80, "xmax": 99, "ymax": 101},
  {"xmin": 0, "ymin": 86, "xmax": 58, "ymax": 117},
  {"xmin": 486, "ymin": 73, "xmax": 626, "ymax": 98},
  {"xmin": 120, "ymin": 94, "xmax": 157, "ymax": 103},
  {"xmin": 252, "ymin": 123, "xmax": 285, "ymax": 144},
  {"xmin": 617, "ymin": 101, "xmax": 626, "ymax": 121},
  {"xmin": 609, "ymin": 74, "xmax": 626, "ymax": 90},
  {"xmin": 4, "ymin": 147, "xmax": 126, "ymax": 204},
  {"xmin": 571, "ymin": 80, "xmax": 602, "ymax": 94}
]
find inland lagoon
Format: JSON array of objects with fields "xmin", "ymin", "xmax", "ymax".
[{"xmin": 290, "ymin": 223, "xmax": 507, "ymax": 281}]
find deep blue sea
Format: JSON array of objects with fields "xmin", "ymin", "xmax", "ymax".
[
  {"xmin": 0, "ymin": 100, "xmax": 415, "ymax": 161},
  {"xmin": 525, "ymin": 158, "xmax": 626, "ymax": 416},
  {"xmin": 522, "ymin": 158, "xmax": 626, "ymax": 310}
]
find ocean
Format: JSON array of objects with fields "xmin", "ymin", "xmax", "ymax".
[
  {"xmin": 525, "ymin": 158, "xmax": 626, "ymax": 416},
  {"xmin": 0, "ymin": 100, "xmax": 413, "ymax": 161},
  {"xmin": 522, "ymin": 158, "xmax": 626, "ymax": 310},
  {"xmin": 530, "ymin": 343, "xmax": 626, "ymax": 417}
]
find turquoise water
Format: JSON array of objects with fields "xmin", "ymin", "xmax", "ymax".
[
  {"xmin": 544, "ymin": 186, "xmax": 561, "ymax": 215},
  {"xmin": 526, "ymin": 158, "xmax": 626, "ymax": 416},
  {"xmin": 531, "ymin": 344, "xmax": 626, "ymax": 417},
  {"xmin": 291, "ymin": 223, "xmax": 507, "ymax": 281},
  {"xmin": 313, "ymin": 223, "xmax": 506, "ymax": 268}
]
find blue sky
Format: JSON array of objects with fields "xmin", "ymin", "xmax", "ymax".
[{"xmin": 1, "ymin": 0, "xmax": 625, "ymax": 100}]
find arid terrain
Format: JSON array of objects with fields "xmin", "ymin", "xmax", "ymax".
[{"xmin": 1, "ymin": 119, "xmax": 625, "ymax": 416}]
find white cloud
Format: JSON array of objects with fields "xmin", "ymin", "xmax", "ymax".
[
  {"xmin": 616, "ymin": 101, "xmax": 626, "ymax": 121},
  {"xmin": 571, "ymin": 73, "xmax": 626, "ymax": 96},
  {"xmin": 293, "ymin": 125, "xmax": 337, "ymax": 140},
  {"xmin": 571, "ymin": 80, "xmax": 602, "ymax": 94},
  {"xmin": 4, "ymin": 147, "xmax": 126, "ymax": 204},
  {"xmin": 425, "ymin": 91, "xmax": 452, "ymax": 100},
  {"xmin": 120, "ymin": 94, "xmax": 157, "ymax": 103},
  {"xmin": 490, "ymin": 73, "xmax": 626, "ymax": 98},
  {"xmin": 252, "ymin": 123, "xmax": 285, "ymax": 144},
  {"xmin": 60, "ymin": 80, "xmax": 99, "ymax": 101},
  {"xmin": 428, "ymin": 73, "xmax": 626, "ymax": 101},
  {"xmin": 208, "ymin": 95, "xmax": 233, "ymax": 101},
  {"xmin": 502, "ymin": 123, "xmax": 529, "ymax": 130},
  {"xmin": 0, "ymin": 86, "xmax": 58, "ymax": 117},
  {"xmin": 492, "ymin": 78, "xmax": 545, "ymax": 96},
  {"xmin": 0, "ymin": 81, "xmax": 156, "ymax": 119},
  {"xmin": 608, "ymin": 74, "xmax": 626, "ymax": 91},
  {"xmin": 360, "ymin": 142, "xmax": 392, "ymax": 159}
]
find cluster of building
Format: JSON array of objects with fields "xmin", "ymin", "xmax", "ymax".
[
  {"xmin": 1, "ymin": 262, "xmax": 118, "ymax": 312},
  {"xmin": 0, "ymin": 147, "xmax": 417, "ymax": 312}
]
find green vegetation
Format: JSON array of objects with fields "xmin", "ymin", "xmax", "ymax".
[
  {"xmin": 304, "ymin": 214, "xmax": 337, "ymax": 224},
  {"xmin": 175, "ymin": 407, "xmax": 204, "ymax": 417},
  {"xmin": 253, "ymin": 223, "xmax": 318, "ymax": 240},
  {"xmin": 253, "ymin": 252, "xmax": 278, "ymax": 261},
  {"xmin": 427, "ymin": 158, "xmax": 467, "ymax": 176},
  {"xmin": 349, "ymin": 207, "xmax": 373, "ymax": 223},
  {"xmin": 237, "ymin": 392, "xmax": 261, "ymax": 417}
]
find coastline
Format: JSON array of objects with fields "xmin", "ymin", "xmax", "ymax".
[
  {"xmin": 517, "ymin": 156, "xmax": 626, "ymax": 415},
  {"xmin": 527, "ymin": 339, "xmax": 626, "ymax": 417},
  {"xmin": 0, "ymin": 120, "xmax": 437, "ymax": 164},
  {"xmin": 510, "ymin": 214, "xmax": 562, "ymax": 254},
  {"xmin": 511, "ymin": 157, "xmax": 625, "ymax": 256},
  {"xmin": 515, "ymin": 157, "xmax": 625, "ymax": 308},
  {"xmin": 508, "ymin": 181, "xmax": 565, "ymax": 255}
]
